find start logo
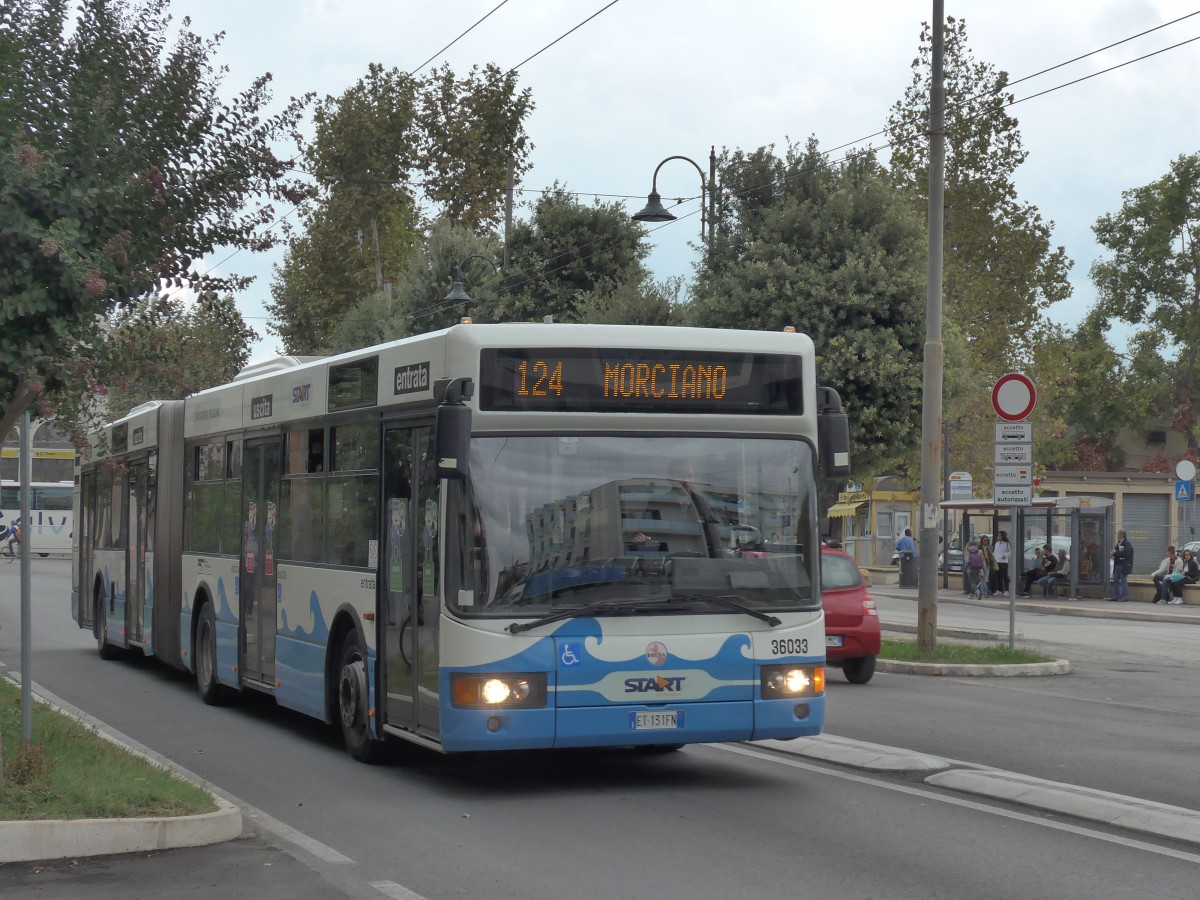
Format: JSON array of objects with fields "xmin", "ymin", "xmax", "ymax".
[
  {"xmin": 625, "ymin": 675, "xmax": 685, "ymax": 693},
  {"xmin": 645, "ymin": 641, "xmax": 668, "ymax": 666}
]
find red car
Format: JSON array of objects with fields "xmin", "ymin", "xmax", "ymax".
[{"xmin": 820, "ymin": 547, "xmax": 880, "ymax": 684}]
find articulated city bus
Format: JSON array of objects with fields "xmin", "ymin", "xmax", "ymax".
[{"xmin": 73, "ymin": 323, "xmax": 851, "ymax": 761}]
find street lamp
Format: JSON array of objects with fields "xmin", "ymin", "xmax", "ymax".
[
  {"xmin": 444, "ymin": 254, "xmax": 499, "ymax": 305},
  {"xmin": 632, "ymin": 148, "xmax": 718, "ymax": 248}
]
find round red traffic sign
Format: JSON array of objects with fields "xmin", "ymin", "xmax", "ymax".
[{"xmin": 992, "ymin": 373, "xmax": 1036, "ymax": 421}]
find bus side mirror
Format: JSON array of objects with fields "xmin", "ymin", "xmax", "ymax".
[
  {"xmin": 817, "ymin": 386, "xmax": 851, "ymax": 478},
  {"xmin": 435, "ymin": 378, "xmax": 473, "ymax": 480}
]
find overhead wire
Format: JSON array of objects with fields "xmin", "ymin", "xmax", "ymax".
[
  {"xmin": 407, "ymin": 0, "xmax": 512, "ymax": 76},
  {"xmin": 187, "ymin": 8, "xmax": 1200, "ymax": 331},
  {"xmin": 404, "ymin": 16, "xmax": 1200, "ymax": 326}
]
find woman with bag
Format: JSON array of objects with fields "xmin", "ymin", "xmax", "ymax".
[{"xmin": 1165, "ymin": 547, "xmax": 1199, "ymax": 605}]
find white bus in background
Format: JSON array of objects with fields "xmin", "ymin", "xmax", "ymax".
[
  {"xmin": 0, "ymin": 481, "xmax": 74, "ymax": 556},
  {"xmin": 72, "ymin": 323, "xmax": 853, "ymax": 762}
]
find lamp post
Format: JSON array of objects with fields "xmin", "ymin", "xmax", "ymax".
[
  {"xmin": 444, "ymin": 254, "xmax": 499, "ymax": 306},
  {"xmin": 632, "ymin": 147, "xmax": 718, "ymax": 249}
]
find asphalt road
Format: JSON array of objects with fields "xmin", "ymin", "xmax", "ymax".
[{"xmin": 3, "ymin": 560, "xmax": 1200, "ymax": 899}]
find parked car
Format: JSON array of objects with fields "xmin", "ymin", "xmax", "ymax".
[{"xmin": 820, "ymin": 547, "xmax": 881, "ymax": 684}]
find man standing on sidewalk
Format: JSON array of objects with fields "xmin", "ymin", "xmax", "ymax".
[{"xmin": 1110, "ymin": 530, "xmax": 1134, "ymax": 602}]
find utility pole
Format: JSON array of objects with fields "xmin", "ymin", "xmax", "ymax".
[{"xmin": 918, "ymin": 0, "xmax": 946, "ymax": 653}]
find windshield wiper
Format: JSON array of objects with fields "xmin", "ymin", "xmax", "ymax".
[
  {"xmin": 672, "ymin": 593, "xmax": 782, "ymax": 627},
  {"xmin": 507, "ymin": 598, "xmax": 660, "ymax": 634}
]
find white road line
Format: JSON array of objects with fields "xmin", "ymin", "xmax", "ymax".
[
  {"xmin": 371, "ymin": 880, "xmax": 430, "ymax": 900},
  {"xmin": 714, "ymin": 743, "xmax": 1200, "ymax": 864}
]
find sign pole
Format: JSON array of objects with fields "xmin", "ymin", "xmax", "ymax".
[{"xmin": 992, "ymin": 375, "xmax": 1037, "ymax": 653}]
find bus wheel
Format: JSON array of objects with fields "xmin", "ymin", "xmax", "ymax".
[
  {"xmin": 337, "ymin": 632, "xmax": 386, "ymax": 764},
  {"xmin": 94, "ymin": 592, "xmax": 121, "ymax": 661},
  {"xmin": 196, "ymin": 603, "xmax": 233, "ymax": 705}
]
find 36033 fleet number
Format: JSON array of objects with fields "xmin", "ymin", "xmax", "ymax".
[{"xmin": 770, "ymin": 638, "xmax": 808, "ymax": 656}]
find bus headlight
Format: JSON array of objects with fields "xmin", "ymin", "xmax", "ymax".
[
  {"xmin": 760, "ymin": 664, "xmax": 824, "ymax": 699},
  {"xmin": 451, "ymin": 673, "xmax": 547, "ymax": 709}
]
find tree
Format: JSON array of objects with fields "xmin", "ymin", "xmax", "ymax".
[
  {"xmin": 1091, "ymin": 152, "xmax": 1200, "ymax": 452},
  {"xmin": 497, "ymin": 187, "xmax": 659, "ymax": 324},
  {"xmin": 93, "ymin": 293, "xmax": 256, "ymax": 418},
  {"xmin": 329, "ymin": 218, "xmax": 501, "ymax": 350},
  {"xmin": 417, "ymin": 63, "xmax": 534, "ymax": 233},
  {"xmin": 686, "ymin": 139, "xmax": 926, "ymax": 476},
  {"xmin": 886, "ymin": 16, "xmax": 1072, "ymax": 367},
  {"xmin": 0, "ymin": 0, "xmax": 311, "ymax": 441},
  {"xmin": 266, "ymin": 63, "xmax": 534, "ymax": 353}
]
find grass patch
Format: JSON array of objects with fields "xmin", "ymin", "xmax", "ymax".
[
  {"xmin": 881, "ymin": 639, "xmax": 1054, "ymax": 665},
  {"xmin": 0, "ymin": 677, "xmax": 216, "ymax": 821}
]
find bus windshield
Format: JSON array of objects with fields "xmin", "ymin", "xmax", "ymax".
[{"xmin": 458, "ymin": 435, "xmax": 818, "ymax": 618}]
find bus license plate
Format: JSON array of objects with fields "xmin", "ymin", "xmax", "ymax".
[
  {"xmin": 826, "ymin": 635, "xmax": 843, "ymax": 647},
  {"xmin": 630, "ymin": 710, "xmax": 683, "ymax": 730}
]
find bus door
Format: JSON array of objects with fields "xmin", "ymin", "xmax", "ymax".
[
  {"xmin": 78, "ymin": 472, "xmax": 97, "ymax": 629},
  {"xmin": 126, "ymin": 461, "xmax": 149, "ymax": 644},
  {"xmin": 240, "ymin": 439, "xmax": 281, "ymax": 685},
  {"xmin": 381, "ymin": 425, "xmax": 440, "ymax": 737}
]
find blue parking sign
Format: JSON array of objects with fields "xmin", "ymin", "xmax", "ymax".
[{"xmin": 1176, "ymin": 480, "xmax": 1193, "ymax": 502}]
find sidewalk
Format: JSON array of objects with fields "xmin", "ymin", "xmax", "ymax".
[{"xmin": 872, "ymin": 583, "xmax": 1200, "ymax": 626}]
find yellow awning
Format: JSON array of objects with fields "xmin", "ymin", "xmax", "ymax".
[{"xmin": 826, "ymin": 500, "xmax": 865, "ymax": 518}]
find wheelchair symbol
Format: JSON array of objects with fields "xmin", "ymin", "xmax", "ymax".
[{"xmin": 560, "ymin": 644, "xmax": 581, "ymax": 666}]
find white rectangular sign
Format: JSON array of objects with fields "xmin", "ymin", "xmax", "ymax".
[
  {"xmin": 995, "ymin": 422, "xmax": 1033, "ymax": 442},
  {"xmin": 994, "ymin": 442, "xmax": 1033, "ymax": 464},
  {"xmin": 994, "ymin": 464, "xmax": 1032, "ymax": 485},
  {"xmin": 994, "ymin": 485, "xmax": 1033, "ymax": 507}
]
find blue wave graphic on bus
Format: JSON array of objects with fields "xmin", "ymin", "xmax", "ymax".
[
  {"xmin": 448, "ymin": 619, "xmax": 756, "ymax": 704},
  {"xmin": 280, "ymin": 591, "xmax": 331, "ymax": 642}
]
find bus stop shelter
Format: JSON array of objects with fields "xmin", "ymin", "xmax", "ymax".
[{"xmin": 939, "ymin": 495, "xmax": 1115, "ymax": 599}]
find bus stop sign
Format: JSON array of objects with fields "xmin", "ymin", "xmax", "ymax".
[{"xmin": 992, "ymin": 373, "xmax": 1037, "ymax": 422}]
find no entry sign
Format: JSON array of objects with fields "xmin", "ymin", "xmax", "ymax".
[{"xmin": 992, "ymin": 373, "xmax": 1037, "ymax": 422}]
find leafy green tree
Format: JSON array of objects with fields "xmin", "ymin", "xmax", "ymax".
[
  {"xmin": 329, "ymin": 219, "xmax": 501, "ymax": 350},
  {"xmin": 267, "ymin": 63, "xmax": 534, "ymax": 353},
  {"xmin": 1091, "ymin": 151, "xmax": 1200, "ymax": 451},
  {"xmin": 886, "ymin": 16, "xmax": 1072, "ymax": 367},
  {"xmin": 417, "ymin": 63, "xmax": 534, "ymax": 232},
  {"xmin": 91, "ymin": 293, "xmax": 256, "ymax": 418},
  {"xmin": 497, "ymin": 187, "xmax": 657, "ymax": 324},
  {"xmin": 0, "ymin": 0, "xmax": 310, "ymax": 441},
  {"xmin": 686, "ymin": 139, "xmax": 926, "ymax": 476}
]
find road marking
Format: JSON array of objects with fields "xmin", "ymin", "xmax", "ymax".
[
  {"xmin": 372, "ymin": 880, "xmax": 430, "ymax": 900},
  {"xmin": 714, "ymin": 743, "xmax": 1200, "ymax": 864}
]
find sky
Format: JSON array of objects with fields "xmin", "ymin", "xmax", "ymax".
[{"xmin": 157, "ymin": 0, "xmax": 1200, "ymax": 364}]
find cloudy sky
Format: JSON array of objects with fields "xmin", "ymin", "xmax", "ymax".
[{"xmin": 160, "ymin": 0, "xmax": 1200, "ymax": 363}]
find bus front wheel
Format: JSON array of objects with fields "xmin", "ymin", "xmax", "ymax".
[{"xmin": 337, "ymin": 632, "xmax": 387, "ymax": 764}]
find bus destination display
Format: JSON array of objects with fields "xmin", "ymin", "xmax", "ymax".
[{"xmin": 479, "ymin": 348, "xmax": 802, "ymax": 414}]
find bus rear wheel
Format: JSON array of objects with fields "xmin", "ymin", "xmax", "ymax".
[
  {"xmin": 195, "ymin": 602, "xmax": 232, "ymax": 705},
  {"xmin": 337, "ymin": 631, "xmax": 387, "ymax": 764},
  {"xmin": 94, "ymin": 591, "xmax": 121, "ymax": 660}
]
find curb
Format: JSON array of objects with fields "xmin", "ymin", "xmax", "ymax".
[
  {"xmin": 0, "ymin": 678, "xmax": 243, "ymax": 864},
  {"xmin": 927, "ymin": 769, "xmax": 1200, "ymax": 845},
  {"xmin": 0, "ymin": 797, "xmax": 242, "ymax": 864},
  {"xmin": 755, "ymin": 733, "xmax": 1200, "ymax": 848},
  {"xmin": 877, "ymin": 657, "xmax": 1071, "ymax": 677}
]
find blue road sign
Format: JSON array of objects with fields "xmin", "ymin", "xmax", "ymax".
[{"xmin": 1175, "ymin": 479, "xmax": 1193, "ymax": 501}]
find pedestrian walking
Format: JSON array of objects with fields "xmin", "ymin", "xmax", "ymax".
[{"xmin": 979, "ymin": 535, "xmax": 997, "ymax": 596}]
